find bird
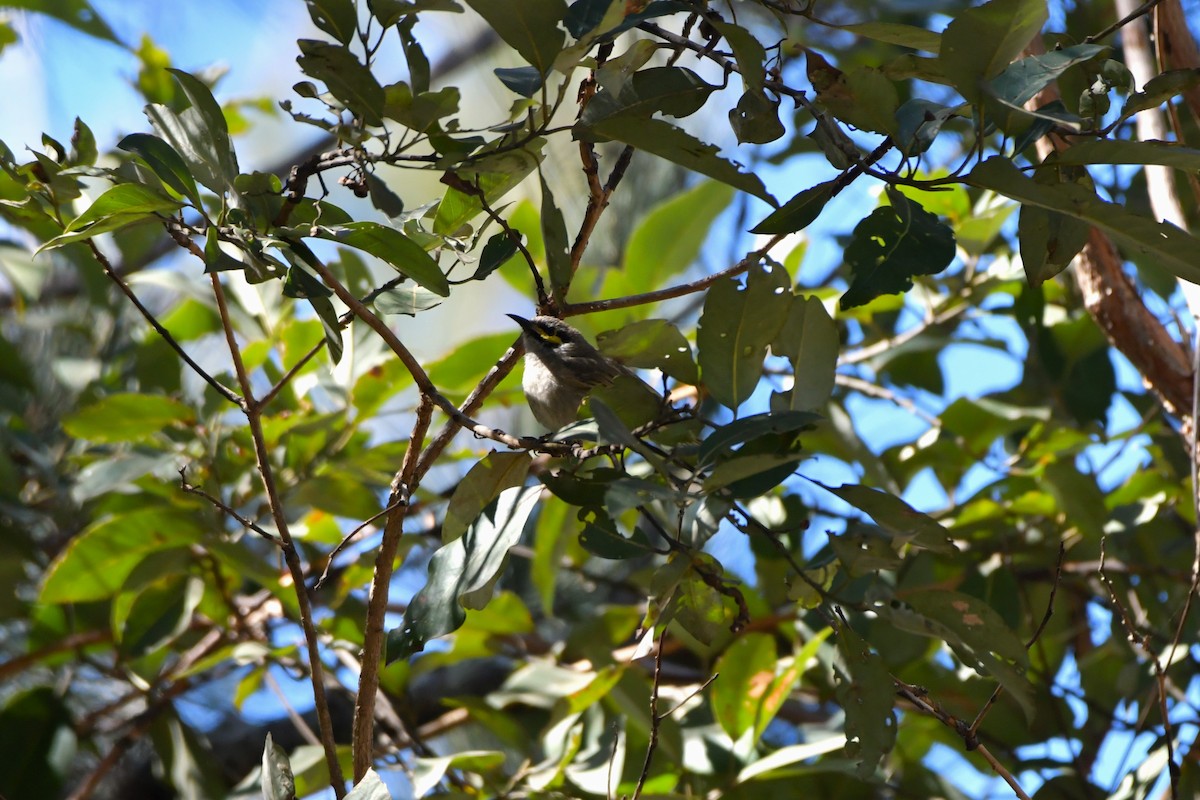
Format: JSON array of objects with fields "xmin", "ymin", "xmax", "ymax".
[{"xmin": 507, "ymin": 314, "xmax": 625, "ymax": 430}]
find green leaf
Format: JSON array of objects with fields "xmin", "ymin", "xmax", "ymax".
[
  {"xmin": 578, "ymin": 115, "xmax": 774, "ymax": 203},
  {"xmin": 63, "ymin": 392, "xmax": 194, "ymax": 443},
  {"xmin": 580, "ymin": 66, "xmax": 716, "ymax": 125},
  {"xmin": 1118, "ymin": 68, "xmax": 1200, "ymax": 122},
  {"xmin": 810, "ymin": 60, "xmax": 900, "ymax": 136},
  {"xmin": 697, "ymin": 263, "xmax": 792, "ymax": 411},
  {"xmin": 703, "ymin": 452, "xmax": 804, "ymax": 495},
  {"xmin": 37, "ymin": 182, "xmax": 183, "ymax": 252},
  {"xmin": 986, "ymin": 44, "xmax": 1108, "ymax": 110},
  {"xmin": 118, "ymin": 133, "xmax": 202, "ymax": 205},
  {"xmin": 839, "ymin": 21, "xmax": 941, "ymax": 52},
  {"xmin": 398, "ymin": 16, "xmax": 431, "ymax": 92},
  {"xmin": 495, "ymin": 66, "xmax": 543, "ymax": 97},
  {"xmin": 578, "ymin": 507, "xmax": 652, "ymax": 559},
  {"xmin": 713, "ymin": 631, "xmax": 818, "ymax": 745},
  {"xmin": 296, "ymin": 39, "xmax": 385, "ymax": 125},
  {"xmin": 939, "ymin": 0, "xmax": 1048, "ymax": 104},
  {"xmin": 540, "ymin": 172, "xmax": 570, "ymax": 298},
  {"xmin": 4, "ymin": 0, "xmax": 120, "ymax": 44},
  {"xmin": 115, "ymin": 571, "xmax": 204, "ymax": 657},
  {"xmin": 875, "ymin": 592, "xmax": 1034, "ymax": 721},
  {"xmin": 165, "ymin": 68, "xmax": 239, "ymax": 187},
  {"xmin": 69, "ymin": 183, "xmax": 182, "ymax": 233},
  {"xmin": 623, "ymin": 181, "xmax": 733, "ymax": 294},
  {"xmin": 712, "ymin": 633, "xmax": 778, "ymax": 740},
  {"xmin": 262, "ymin": 733, "xmax": 296, "ymax": 800},
  {"xmin": 1054, "ymin": 138, "xmax": 1200, "ymax": 171},
  {"xmin": 771, "ymin": 295, "xmax": 838, "ymax": 411},
  {"xmin": 967, "ymin": 156, "xmax": 1200, "ymax": 285},
  {"xmin": 751, "ymin": 180, "xmax": 836, "ymax": 235},
  {"xmin": 382, "ymin": 83, "xmax": 459, "ymax": 131},
  {"xmin": 814, "ymin": 481, "xmax": 957, "ymax": 553},
  {"xmin": 835, "ymin": 626, "xmax": 897, "ymax": 778},
  {"xmin": 475, "ymin": 231, "xmax": 520, "ymax": 280},
  {"xmin": 374, "ymin": 283, "xmax": 444, "ymax": 315},
  {"xmin": 698, "ymin": 410, "xmax": 821, "ymax": 465},
  {"xmin": 0, "ymin": 688, "xmax": 73, "ymax": 799},
  {"xmin": 729, "ymin": 88, "xmax": 785, "ymax": 145},
  {"xmin": 1018, "ymin": 202, "xmax": 1089, "ymax": 286},
  {"xmin": 596, "ymin": 318, "xmax": 698, "ymax": 384},
  {"xmin": 389, "ymin": 485, "xmax": 541, "ymax": 660},
  {"xmin": 314, "ymin": 222, "xmax": 449, "ymax": 295},
  {"xmin": 443, "ymin": 451, "xmax": 531, "ymax": 542},
  {"xmin": 708, "ymin": 19, "xmax": 767, "ymax": 92},
  {"xmin": 462, "ymin": 0, "xmax": 566, "ymax": 75},
  {"xmin": 305, "ymin": 0, "xmax": 358, "ymax": 44},
  {"xmin": 839, "ymin": 187, "xmax": 956, "ymax": 310},
  {"xmin": 40, "ymin": 508, "xmax": 204, "ymax": 603}
]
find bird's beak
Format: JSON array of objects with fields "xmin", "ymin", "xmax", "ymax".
[{"xmin": 506, "ymin": 313, "xmax": 533, "ymax": 332}]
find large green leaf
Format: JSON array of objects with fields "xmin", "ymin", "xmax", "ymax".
[
  {"xmin": 939, "ymin": 0, "xmax": 1048, "ymax": 104},
  {"xmin": 462, "ymin": 0, "xmax": 565, "ymax": 75},
  {"xmin": 63, "ymin": 392, "xmax": 194, "ymax": 442},
  {"xmin": 751, "ymin": 180, "xmax": 836, "ymax": 235},
  {"xmin": 577, "ymin": 116, "xmax": 774, "ymax": 203},
  {"xmin": 697, "ymin": 263, "xmax": 791, "ymax": 411},
  {"xmin": 165, "ymin": 68, "xmax": 238, "ymax": 189},
  {"xmin": 40, "ymin": 508, "xmax": 205, "ymax": 603},
  {"xmin": 622, "ymin": 181, "xmax": 733, "ymax": 295},
  {"xmin": 596, "ymin": 318, "xmax": 698, "ymax": 384},
  {"xmin": 579, "ymin": 66, "xmax": 716, "ymax": 125},
  {"xmin": 835, "ymin": 626, "xmax": 897, "ymax": 778},
  {"xmin": 296, "ymin": 39, "xmax": 386, "ymax": 125},
  {"xmin": 874, "ymin": 591, "xmax": 1034, "ymax": 721},
  {"xmin": 388, "ymin": 485, "xmax": 541, "ymax": 660},
  {"xmin": 305, "ymin": 0, "xmax": 358, "ymax": 44},
  {"xmin": 36, "ymin": 182, "xmax": 183, "ymax": 252},
  {"xmin": 5, "ymin": 0, "xmax": 120, "ymax": 44},
  {"xmin": 771, "ymin": 295, "xmax": 838, "ymax": 411},
  {"xmin": 840, "ymin": 187, "xmax": 956, "ymax": 310},
  {"xmin": 442, "ymin": 451, "xmax": 531, "ymax": 543},
  {"xmin": 314, "ymin": 222, "xmax": 450, "ymax": 296},
  {"xmin": 0, "ymin": 688, "xmax": 73, "ymax": 798},
  {"xmin": 815, "ymin": 481, "xmax": 957, "ymax": 553},
  {"xmin": 1054, "ymin": 139, "xmax": 1200, "ymax": 171},
  {"xmin": 967, "ymin": 156, "xmax": 1200, "ymax": 284},
  {"xmin": 118, "ymin": 133, "xmax": 202, "ymax": 206}
]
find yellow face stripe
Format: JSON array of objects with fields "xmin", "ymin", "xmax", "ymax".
[{"xmin": 535, "ymin": 325, "xmax": 562, "ymax": 346}]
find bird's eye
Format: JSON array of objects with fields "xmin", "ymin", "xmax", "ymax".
[{"xmin": 535, "ymin": 326, "xmax": 563, "ymax": 347}]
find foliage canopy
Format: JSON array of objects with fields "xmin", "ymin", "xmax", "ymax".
[{"xmin": 3, "ymin": 0, "xmax": 1200, "ymax": 798}]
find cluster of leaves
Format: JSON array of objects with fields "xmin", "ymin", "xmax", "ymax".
[{"xmin": 3, "ymin": 0, "xmax": 1200, "ymax": 799}]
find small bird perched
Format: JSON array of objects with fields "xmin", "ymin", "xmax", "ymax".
[{"xmin": 507, "ymin": 314, "xmax": 624, "ymax": 430}]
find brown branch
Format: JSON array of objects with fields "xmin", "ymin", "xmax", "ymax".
[
  {"xmin": 352, "ymin": 394, "xmax": 432, "ymax": 780},
  {"xmin": 895, "ymin": 682, "xmax": 1033, "ymax": 800},
  {"xmin": 630, "ymin": 635, "xmax": 664, "ymax": 800},
  {"xmin": 1085, "ymin": 0, "xmax": 1168, "ymax": 43},
  {"xmin": 209, "ymin": 270, "xmax": 346, "ymax": 797}
]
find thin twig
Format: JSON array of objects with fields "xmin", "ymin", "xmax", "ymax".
[
  {"xmin": 314, "ymin": 498, "xmax": 407, "ymax": 592},
  {"xmin": 968, "ymin": 543, "xmax": 1066, "ymax": 738},
  {"xmin": 1085, "ymin": 0, "xmax": 1168, "ymax": 43},
  {"xmin": 88, "ymin": 239, "xmax": 241, "ymax": 405},
  {"xmin": 896, "ymin": 681, "xmax": 1033, "ymax": 800},
  {"xmin": 630, "ymin": 634, "xmax": 664, "ymax": 800},
  {"xmin": 179, "ymin": 468, "xmax": 280, "ymax": 544}
]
